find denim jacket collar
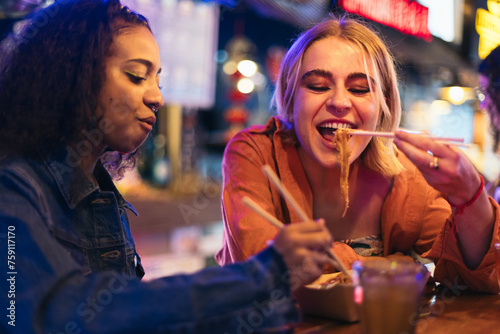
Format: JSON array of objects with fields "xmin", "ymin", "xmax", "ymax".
[{"xmin": 42, "ymin": 147, "xmax": 137, "ymax": 215}]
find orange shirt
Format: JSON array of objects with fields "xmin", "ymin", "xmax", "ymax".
[{"xmin": 216, "ymin": 117, "xmax": 500, "ymax": 293}]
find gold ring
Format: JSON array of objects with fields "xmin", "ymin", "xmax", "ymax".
[{"xmin": 429, "ymin": 156, "xmax": 439, "ymax": 170}]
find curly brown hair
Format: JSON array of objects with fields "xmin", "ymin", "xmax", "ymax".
[
  {"xmin": 478, "ymin": 45, "xmax": 500, "ymax": 153},
  {"xmin": 0, "ymin": 0, "xmax": 150, "ymax": 178}
]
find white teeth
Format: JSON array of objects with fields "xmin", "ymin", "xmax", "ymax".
[{"xmin": 319, "ymin": 122, "xmax": 353, "ymax": 129}]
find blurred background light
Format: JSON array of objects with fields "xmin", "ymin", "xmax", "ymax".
[
  {"xmin": 237, "ymin": 60, "xmax": 258, "ymax": 77},
  {"xmin": 439, "ymin": 85, "xmax": 475, "ymax": 105},
  {"xmin": 430, "ymin": 99, "xmax": 452, "ymax": 115},
  {"xmin": 237, "ymin": 78, "xmax": 255, "ymax": 94},
  {"xmin": 214, "ymin": 50, "xmax": 228, "ymax": 64},
  {"xmin": 222, "ymin": 60, "xmax": 238, "ymax": 75}
]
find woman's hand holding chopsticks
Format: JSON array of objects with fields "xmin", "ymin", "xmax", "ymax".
[
  {"xmin": 393, "ymin": 129, "xmax": 495, "ymax": 269},
  {"xmin": 393, "ymin": 130, "xmax": 480, "ymax": 201},
  {"xmin": 243, "ymin": 196, "xmax": 349, "ymax": 278},
  {"xmin": 272, "ymin": 219, "xmax": 336, "ymax": 291},
  {"xmin": 261, "ymin": 166, "xmax": 352, "ymax": 278}
]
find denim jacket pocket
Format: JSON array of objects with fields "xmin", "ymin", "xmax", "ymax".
[
  {"xmin": 51, "ymin": 221, "xmax": 140, "ymax": 276},
  {"xmin": 89, "ymin": 242, "xmax": 137, "ymax": 275},
  {"xmin": 53, "ymin": 233, "xmax": 140, "ymax": 277},
  {"xmin": 52, "ymin": 229, "xmax": 93, "ymax": 276}
]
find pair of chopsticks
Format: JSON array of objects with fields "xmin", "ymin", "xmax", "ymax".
[
  {"xmin": 242, "ymin": 165, "xmax": 351, "ymax": 279},
  {"xmin": 350, "ymin": 130, "xmax": 469, "ymax": 148}
]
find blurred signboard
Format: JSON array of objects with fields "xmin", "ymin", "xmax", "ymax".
[
  {"xmin": 417, "ymin": 0, "xmax": 460, "ymax": 44},
  {"xmin": 123, "ymin": 0, "xmax": 219, "ymax": 109},
  {"xmin": 476, "ymin": 1, "xmax": 500, "ymax": 59},
  {"xmin": 339, "ymin": 0, "xmax": 432, "ymax": 41}
]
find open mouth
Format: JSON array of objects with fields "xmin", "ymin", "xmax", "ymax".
[{"xmin": 317, "ymin": 122, "xmax": 355, "ymax": 142}]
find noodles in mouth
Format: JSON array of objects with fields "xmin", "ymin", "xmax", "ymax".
[{"xmin": 334, "ymin": 128, "xmax": 353, "ymax": 217}]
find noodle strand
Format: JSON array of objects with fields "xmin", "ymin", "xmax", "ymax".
[{"xmin": 334, "ymin": 128, "xmax": 352, "ymax": 217}]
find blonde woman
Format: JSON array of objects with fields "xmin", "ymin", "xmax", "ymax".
[{"xmin": 216, "ymin": 15, "xmax": 499, "ymax": 293}]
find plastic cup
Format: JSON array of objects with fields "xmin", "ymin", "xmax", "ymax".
[
  {"xmin": 495, "ymin": 243, "xmax": 500, "ymax": 285},
  {"xmin": 352, "ymin": 259, "xmax": 430, "ymax": 334}
]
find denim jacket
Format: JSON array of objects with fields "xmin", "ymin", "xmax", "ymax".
[{"xmin": 0, "ymin": 149, "xmax": 299, "ymax": 334}]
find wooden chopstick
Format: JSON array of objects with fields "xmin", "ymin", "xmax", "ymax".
[
  {"xmin": 349, "ymin": 130, "xmax": 395, "ymax": 138},
  {"xmin": 350, "ymin": 130, "xmax": 465, "ymax": 143},
  {"xmin": 262, "ymin": 165, "xmax": 309, "ymax": 222},
  {"xmin": 242, "ymin": 196, "xmax": 284, "ymax": 230},
  {"xmin": 242, "ymin": 196, "xmax": 349, "ymax": 278},
  {"xmin": 261, "ymin": 165, "xmax": 352, "ymax": 278}
]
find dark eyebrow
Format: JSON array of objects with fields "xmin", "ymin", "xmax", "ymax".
[
  {"xmin": 347, "ymin": 72, "xmax": 369, "ymax": 81},
  {"xmin": 347, "ymin": 72, "xmax": 376, "ymax": 86},
  {"xmin": 127, "ymin": 58, "xmax": 162, "ymax": 75},
  {"xmin": 300, "ymin": 69, "xmax": 332, "ymax": 81},
  {"xmin": 301, "ymin": 69, "xmax": 374, "ymax": 84}
]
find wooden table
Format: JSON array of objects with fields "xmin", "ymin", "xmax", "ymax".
[{"xmin": 293, "ymin": 287, "xmax": 500, "ymax": 334}]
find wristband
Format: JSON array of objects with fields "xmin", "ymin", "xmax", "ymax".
[{"xmin": 448, "ymin": 175, "xmax": 485, "ymax": 242}]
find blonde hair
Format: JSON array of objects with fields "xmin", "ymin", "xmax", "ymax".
[{"xmin": 272, "ymin": 14, "xmax": 404, "ymax": 176}]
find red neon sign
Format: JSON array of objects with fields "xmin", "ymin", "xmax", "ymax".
[{"xmin": 340, "ymin": 0, "xmax": 432, "ymax": 41}]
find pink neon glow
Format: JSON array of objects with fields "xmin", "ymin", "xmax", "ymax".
[{"xmin": 340, "ymin": 0, "xmax": 432, "ymax": 41}]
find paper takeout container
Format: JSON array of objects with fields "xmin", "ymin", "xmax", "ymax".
[{"xmin": 294, "ymin": 272, "xmax": 359, "ymax": 322}]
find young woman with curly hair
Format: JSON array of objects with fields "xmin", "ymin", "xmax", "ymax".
[{"xmin": 0, "ymin": 1, "xmax": 334, "ymax": 333}]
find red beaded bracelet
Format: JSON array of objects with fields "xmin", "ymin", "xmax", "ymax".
[{"xmin": 448, "ymin": 175, "xmax": 485, "ymax": 241}]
